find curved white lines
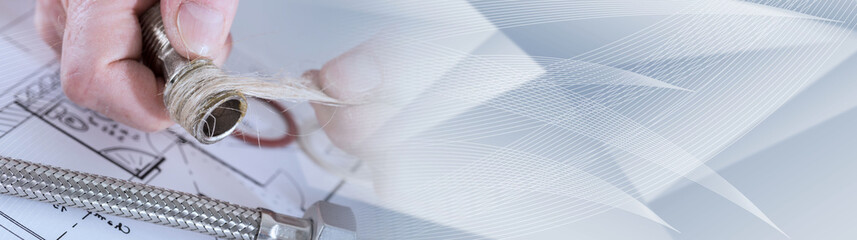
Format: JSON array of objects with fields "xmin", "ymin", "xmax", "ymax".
[
  {"xmin": 5, "ymin": 0, "xmax": 855, "ymax": 238},
  {"xmin": 685, "ymin": 166, "xmax": 786, "ymax": 236},
  {"xmin": 361, "ymin": 4, "xmax": 857, "ymax": 233},
  {"xmin": 535, "ymin": 60, "xmax": 692, "ymax": 91},
  {"xmin": 364, "ymin": 38, "xmax": 777, "ymax": 237},
  {"xmin": 372, "ymin": 140, "xmax": 677, "ymax": 237},
  {"xmin": 323, "ymin": 0, "xmax": 839, "ymax": 41}
]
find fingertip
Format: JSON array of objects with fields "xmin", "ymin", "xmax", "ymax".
[{"xmin": 310, "ymin": 102, "xmax": 361, "ymax": 152}]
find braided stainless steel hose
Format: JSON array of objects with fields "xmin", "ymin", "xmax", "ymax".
[{"xmin": 0, "ymin": 156, "xmax": 356, "ymax": 239}]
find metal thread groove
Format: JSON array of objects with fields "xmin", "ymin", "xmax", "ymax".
[
  {"xmin": 0, "ymin": 156, "xmax": 261, "ymax": 240},
  {"xmin": 140, "ymin": 4, "xmax": 249, "ymax": 145}
]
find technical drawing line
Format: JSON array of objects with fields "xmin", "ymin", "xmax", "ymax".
[
  {"xmin": 323, "ymin": 182, "xmax": 345, "ymax": 203},
  {"xmin": 173, "ymin": 135, "xmax": 311, "ymax": 210},
  {"xmin": 323, "ymin": 160, "xmax": 364, "ymax": 203},
  {"xmin": 1, "ymin": 35, "xmax": 29, "ymax": 53},
  {"xmin": 0, "ymin": 223, "xmax": 24, "ymax": 240},
  {"xmin": 0, "ymin": 61, "xmax": 56, "ymax": 99},
  {"xmin": 0, "ymin": 211, "xmax": 45, "ymax": 240},
  {"xmin": 98, "ymin": 147, "xmax": 165, "ymax": 178},
  {"xmin": 0, "ymin": 106, "xmax": 32, "ymax": 140},
  {"xmin": 15, "ymin": 101, "xmax": 162, "ymax": 179},
  {"xmin": 0, "ymin": 8, "xmax": 34, "ymax": 34},
  {"xmin": 175, "ymin": 143, "xmax": 203, "ymax": 195},
  {"xmin": 168, "ymin": 131, "xmax": 276, "ymax": 187}
]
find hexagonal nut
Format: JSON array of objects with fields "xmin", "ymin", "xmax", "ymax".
[{"xmin": 303, "ymin": 201, "xmax": 357, "ymax": 240}]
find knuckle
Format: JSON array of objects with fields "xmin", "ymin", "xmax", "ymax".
[{"xmin": 60, "ymin": 66, "xmax": 94, "ymax": 107}]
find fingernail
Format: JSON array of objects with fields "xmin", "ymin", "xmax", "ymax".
[
  {"xmin": 177, "ymin": 1, "xmax": 224, "ymax": 57},
  {"xmin": 321, "ymin": 49, "xmax": 383, "ymax": 99}
]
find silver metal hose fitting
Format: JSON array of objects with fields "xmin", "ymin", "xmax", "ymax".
[
  {"xmin": 140, "ymin": 4, "xmax": 247, "ymax": 144},
  {"xmin": 0, "ymin": 156, "xmax": 357, "ymax": 240}
]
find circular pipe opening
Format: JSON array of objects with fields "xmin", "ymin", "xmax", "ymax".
[{"xmin": 196, "ymin": 92, "xmax": 247, "ymax": 144}]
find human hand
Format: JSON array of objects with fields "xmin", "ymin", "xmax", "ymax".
[
  {"xmin": 304, "ymin": 39, "xmax": 392, "ymax": 154},
  {"xmin": 36, "ymin": 0, "xmax": 238, "ymax": 131}
]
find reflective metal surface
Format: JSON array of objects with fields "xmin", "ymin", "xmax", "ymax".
[
  {"xmin": 140, "ymin": 4, "xmax": 248, "ymax": 144},
  {"xmin": 0, "ymin": 155, "xmax": 358, "ymax": 240},
  {"xmin": 303, "ymin": 202, "xmax": 358, "ymax": 240},
  {"xmin": 257, "ymin": 208, "xmax": 312, "ymax": 240},
  {"xmin": 0, "ymin": 156, "xmax": 261, "ymax": 240}
]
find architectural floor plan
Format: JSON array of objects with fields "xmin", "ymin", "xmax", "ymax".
[{"xmin": 0, "ymin": 1, "xmax": 370, "ymax": 239}]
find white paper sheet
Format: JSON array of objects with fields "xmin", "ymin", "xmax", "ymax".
[{"xmin": 0, "ymin": 2, "xmax": 370, "ymax": 239}]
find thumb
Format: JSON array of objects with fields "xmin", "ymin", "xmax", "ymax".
[
  {"xmin": 159, "ymin": 0, "xmax": 238, "ymax": 60},
  {"xmin": 317, "ymin": 42, "xmax": 384, "ymax": 101}
]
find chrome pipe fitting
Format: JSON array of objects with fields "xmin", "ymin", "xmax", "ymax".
[
  {"xmin": 140, "ymin": 4, "xmax": 248, "ymax": 144},
  {"xmin": 0, "ymin": 156, "xmax": 357, "ymax": 240}
]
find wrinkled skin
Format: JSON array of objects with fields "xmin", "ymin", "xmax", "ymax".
[{"xmin": 36, "ymin": 0, "xmax": 385, "ymax": 151}]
